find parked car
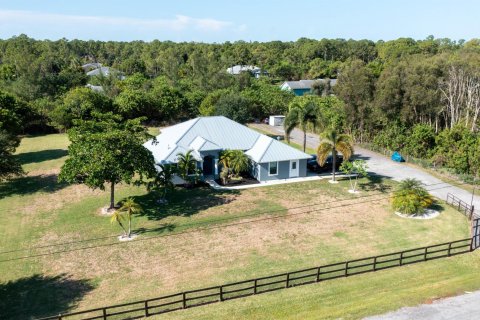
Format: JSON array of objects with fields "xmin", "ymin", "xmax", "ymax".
[{"xmin": 307, "ymin": 154, "xmax": 343, "ymax": 172}]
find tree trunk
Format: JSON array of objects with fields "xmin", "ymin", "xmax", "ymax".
[
  {"xmin": 110, "ymin": 182, "xmax": 115, "ymax": 209},
  {"xmin": 128, "ymin": 213, "xmax": 132, "ymax": 237},
  {"xmin": 332, "ymin": 147, "xmax": 337, "ymax": 182}
]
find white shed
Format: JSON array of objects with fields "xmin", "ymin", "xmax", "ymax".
[{"xmin": 269, "ymin": 115, "xmax": 285, "ymax": 126}]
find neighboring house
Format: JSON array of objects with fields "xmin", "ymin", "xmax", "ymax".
[
  {"xmin": 143, "ymin": 116, "xmax": 311, "ymax": 182},
  {"xmin": 280, "ymin": 79, "xmax": 337, "ymax": 96},
  {"xmin": 81, "ymin": 62, "xmax": 103, "ymax": 72},
  {"xmin": 86, "ymin": 66, "xmax": 125, "ymax": 80},
  {"xmin": 226, "ymin": 65, "xmax": 268, "ymax": 78}
]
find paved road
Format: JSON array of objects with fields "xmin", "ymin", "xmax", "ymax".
[
  {"xmin": 250, "ymin": 123, "xmax": 480, "ymax": 209},
  {"xmin": 364, "ymin": 290, "xmax": 480, "ymax": 320}
]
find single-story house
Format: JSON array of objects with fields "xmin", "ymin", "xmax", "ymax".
[
  {"xmin": 143, "ymin": 116, "xmax": 311, "ymax": 182},
  {"xmin": 280, "ymin": 79, "xmax": 337, "ymax": 96},
  {"xmin": 226, "ymin": 65, "xmax": 268, "ymax": 78},
  {"xmin": 81, "ymin": 62, "xmax": 103, "ymax": 72},
  {"xmin": 86, "ymin": 67, "xmax": 126, "ymax": 80}
]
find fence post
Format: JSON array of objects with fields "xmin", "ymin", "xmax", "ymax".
[
  {"xmin": 424, "ymin": 247, "xmax": 428, "ymax": 261},
  {"xmin": 182, "ymin": 292, "xmax": 187, "ymax": 309},
  {"xmin": 373, "ymin": 257, "xmax": 377, "ymax": 271},
  {"xmin": 286, "ymin": 273, "xmax": 290, "ymax": 288},
  {"xmin": 399, "ymin": 252, "xmax": 403, "ymax": 266},
  {"xmin": 469, "ymin": 205, "xmax": 475, "ymax": 220},
  {"xmin": 345, "ymin": 262, "xmax": 349, "ymax": 277},
  {"xmin": 254, "ymin": 279, "xmax": 258, "ymax": 294},
  {"xmin": 316, "ymin": 267, "xmax": 321, "ymax": 282},
  {"xmin": 145, "ymin": 301, "xmax": 149, "ymax": 317},
  {"xmin": 220, "ymin": 286, "xmax": 224, "ymax": 301},
  {"xmin": 58, "ymin": 315, "xmax": 62, "ymax": 320},
  {"xmin": 102, "ymin": 308, "xmax": 107, "ymax": 320},
  {"xmin": 448, "ymin": 242, "xmax": 452, "ymax": 256}
]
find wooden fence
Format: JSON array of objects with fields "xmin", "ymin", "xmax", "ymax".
[
  {"xmin": 37, "ymin": 237, "xmax": 474, "ymax": 320},
  {"xmin": 446, "ymin": 193, "xmax": 478, "ymax": 220}
]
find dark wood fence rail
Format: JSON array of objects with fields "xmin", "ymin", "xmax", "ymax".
[
  {"xmin": 446, "ymin": 193, "xmax": 478, "ymax": 220},
  {"xmin": 37, "ymin": 237, "xmax": 474, "ymax": 320}
]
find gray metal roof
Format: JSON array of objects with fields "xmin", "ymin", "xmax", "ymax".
[
  {"xmin": 245, "ymin": 135, "xmax": 311, "ymax": 163},
  {"xmin": 144, "ymin": 116, "xmax": 310, "ymax": 164},
  {"xmin": 226, "ymin": 65, "xmax": 261, "ymax": 75},
  {"xmin": 281, "ymin": 79, "xmax": 337, "ymax": 90}
]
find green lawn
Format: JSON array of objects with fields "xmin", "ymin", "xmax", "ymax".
[{"xmin": 0, "ymin": 133, "xmax": 476, "ymax": 320}]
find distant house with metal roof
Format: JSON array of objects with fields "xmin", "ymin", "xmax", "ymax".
[
  {"xmin": 81, "ymin": 62, "xmax": 103, "ymax": 72},
  {"xmin": 143, "ymin": 116, "xmax": 311, "ymax": 182},
  {"xmin": 280, "ymin": 79, "xmax": 337, "ymax": 96},
  {"xmin": 86, "ymin": 66, "xmax": 125, "ymax": 80},
  {"xmin": 226, "ymin": 65, "xmax": 268, "ymax": 78}
]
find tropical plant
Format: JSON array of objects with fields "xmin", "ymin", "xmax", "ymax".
[
  {"xmin": 317, "ymin": 129, "xmax": 354, "ymax": 182},
  {"xmin": 391, "ymin": 178, "xmax": 434, "ymax": 215},
  {"xmin": 110, "ymin": 210, "xmax": 128, "ymax": 237},
  {"xmin": 340, "ymin": 160, "xmax": 368, "ymax": 193},
  {"xmin": 176, "ymin": 150, "xmax": 197, "ymax": 180},
  {"xmin": 284, "ymin": 96, "xmax": 320, "ymax": 152},
  {"xmin": 219, "ymin": 149, "xmax": 249, "ymax": 184},
  {"xmin": 112, "ymin": 198, "xmax": 142, "ymax": 238},
  {"xmin": 146, "ymin": 164, "xmax": 176, "ymax": 202}
]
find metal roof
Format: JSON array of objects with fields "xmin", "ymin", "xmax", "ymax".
[
  {"xmin": 245, "ymin": 135, "xmax": 311, "ymax": 163},
  {"xmin": 144, "ymin": 116, "xmax": 311, "ymax": 164},
  {"xmin": 226, "ymin": 65, "xmax": 261, "ymax": 75},
  {"xmin": 281, "ymin": 79, "xmax": 337, "ymax": 90}
]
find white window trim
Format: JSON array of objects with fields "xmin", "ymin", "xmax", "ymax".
[{"xmin": 268, "ymin": 161, "xmax": 279, "ymax": 176}]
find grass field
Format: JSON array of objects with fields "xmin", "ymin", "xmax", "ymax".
[{"xmin": 0, "ymin": 133, "xmax": 476, "ymax": 319}]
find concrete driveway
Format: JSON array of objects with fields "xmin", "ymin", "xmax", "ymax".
[
  {"xmin": 249, "ymin": 123, "xmax": 480, "ymax": 209},
  {"xmin": 364, "ymin": 290, "xmax": 480, "ymax": 320}
]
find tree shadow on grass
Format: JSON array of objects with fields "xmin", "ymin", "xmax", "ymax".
[
  {"xmin": 359, "ymin": 174, "xmax": 393, "ymax": 193},
  {"xmin": 0, "ymin": 274, "xmax": 94, "ymax": 320},
  {"xmin": 15, "ymin": 149, "xmax": 68, "ymax": 165},
  {"xmin": 0, "ymin": 174, "xmax": 67, "ymax": 199},
  {"xmin": 131, "ymin": 186, "xmax": 240, "ymax": 221}
]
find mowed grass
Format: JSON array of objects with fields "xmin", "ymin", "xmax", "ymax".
[{"xmin": 0, "ymin": 133, "xmax": 475, "ymax": 319}]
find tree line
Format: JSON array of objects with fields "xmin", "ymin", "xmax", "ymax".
[{"xmin": 1, "ymin": 34, "xmax": 480, "ymax": 180}]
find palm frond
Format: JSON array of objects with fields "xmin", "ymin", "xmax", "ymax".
[
  {"xmin": 336, "ymin": 141, "xmax": 354, "ymax": 160},
  {"xmin": 316, "ymin": 142, "xmax": 333, "ymax": 165}
]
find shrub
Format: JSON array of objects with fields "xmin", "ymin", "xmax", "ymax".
[{"xmin": 391, "ymin": 178, "xmax": 434, "ymax": 215}]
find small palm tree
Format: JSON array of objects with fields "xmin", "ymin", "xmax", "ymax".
[
  {"xmin": 119, "ymin": 198, "xmax": 142, "ymax": 238},
  {"xmin": 177, "ymin": 150, "xmax": 197, "ymax": 181},
  {"xmin": 392, "ymin": 178, "xmax": 434, "ymax": 215},
  {"xmin": 118, "ymin": 198, "xmax": 142, "ymax": 238},
  {"xmin": 219, "ymin": 150, "xmax": 249, "ymax": 184},
  {"xmin": 110, "ymin": 210, "xmax": 128, "ymax": 237},
  {"xmin": 147, "ymin": 164, "xmax": 176, "ymax": 202},
  {"xmin": 317, "ymin": 129, "xmax": 354, "ymax": 182},
  {"xmin": 284, "ymin": 97, "xmax": 319, "ymax": 152}
]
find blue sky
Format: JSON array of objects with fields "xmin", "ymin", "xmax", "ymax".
[{"xmin": 0, "ymin": 0, "xmax": 479, "ymax": 42}]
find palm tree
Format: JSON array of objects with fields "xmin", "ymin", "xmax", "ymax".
[
  {"xmin": 177, "ymin": 150, "xmax": 197, "ymax": 181},
  {"xmin": 317, "ymin": 129, "xmax": 354, "ymax": 182},
  {"xmin": 110, "ymin": 210, "xmax": 127, "ymax": 237},
  {"xmin": 229, "ymin": 150, "xmax": 249, "ymax": 176},
  {"xmin": 392, "ymin": 178, "xmax": 434, "ymax": 215},
  {"xmin": 284, "ymin": 97, "xmax": 319, "ymax": 152},
  {"xmin": 146, "ymin": 164, "xmax": 176, "ymax": 202},
  {"xmin": 118, "ymin": 198, "xmax": 142, "ymax": 238}
]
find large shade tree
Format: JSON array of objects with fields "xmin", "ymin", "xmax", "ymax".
[
  {"xmin": 59, "ymin": 114, "xmax": 156, "ymax": 209},
  {"xmin": 284, "ymin": 96, "xmax": 321, "ymax": 152},
  {"xmin": 316, "ymin": 129, "xmax": 354, "ymax": 182}
]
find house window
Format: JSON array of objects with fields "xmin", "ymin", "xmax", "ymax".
[
  {"xmin": 269, "ymin": 162, "xmax": 278, "ymax": 175},
  {"xmin": 291, "ymin": 161, "xmax": 297, "ymax": 170}
]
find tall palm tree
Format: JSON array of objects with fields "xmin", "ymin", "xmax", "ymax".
[
  {"xmin": 177, "ymin": 150, "xmax": 197, "ymax": 180},
  {"xmin": 284, "ymin": 97, "xmax": 319, "ymax": 152},
  {"xmin": 118, "ymin": 198, "xmax": 142, "ymax": 238},
  {"xmin": 317, "ymin": 129, "xmax": 354, "ymax": 182}
]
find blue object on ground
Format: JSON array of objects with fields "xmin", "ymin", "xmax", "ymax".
[{"xmin": 391, "ymin": 151, "xmax": 405, "ymax": 162}]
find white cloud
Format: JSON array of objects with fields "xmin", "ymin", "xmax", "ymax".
[{"xmin": 0, "ymin": 9, "xmax": 235, "ymax": 34}]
